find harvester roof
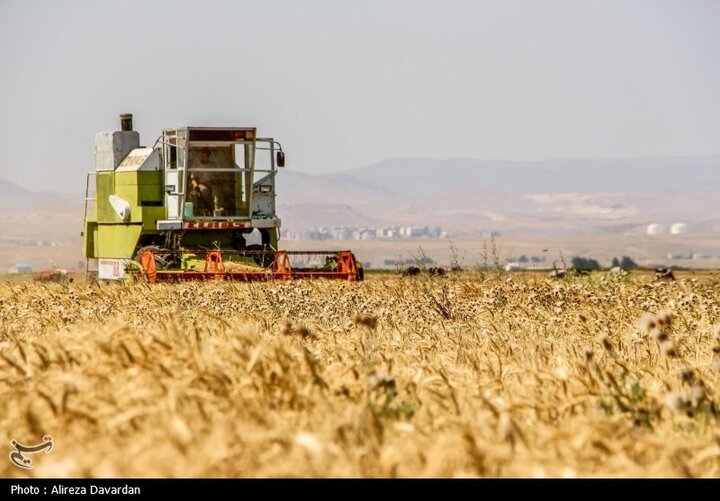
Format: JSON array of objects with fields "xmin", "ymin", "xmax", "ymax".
[{"xmin": 164, "ymin": 127, "xmax": 257, "ymax": 142}]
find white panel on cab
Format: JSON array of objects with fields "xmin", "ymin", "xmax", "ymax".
[{"xmin": 165, "ymin": 171, "xmax": 180, "ymax": 219}]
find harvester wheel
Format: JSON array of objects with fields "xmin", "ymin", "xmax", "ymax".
[
  {"xmin": 134, "ymin": 246, "xmax": 177, "ymax": 270},
  {"xmin": 246, "ymin": 244, "xmax": 275, "ymax": 268}
]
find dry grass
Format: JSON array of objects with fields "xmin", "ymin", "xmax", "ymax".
[{"xmin": 1, "ymin": 272, "xmax": 719, "ymax": 477}]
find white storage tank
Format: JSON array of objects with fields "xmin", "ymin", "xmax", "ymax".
[
  {"xmin": 670, "ymin": 223, "xmax": 688, "ymax": 235},
  {"xmin": 646, "ymin": 223, "xmax": 666, "ymax": 235}
]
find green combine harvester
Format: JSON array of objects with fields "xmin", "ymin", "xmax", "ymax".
[{"xmin": 82, "ymin": 114, "xmax": 362, "ymax": 282}]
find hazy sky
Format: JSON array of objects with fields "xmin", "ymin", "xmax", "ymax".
[{"xmin": 1, "ymin": 0, "xmax": 718, "ymax": 193}]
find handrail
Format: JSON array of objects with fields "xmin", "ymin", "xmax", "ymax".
[{"xmin": 83, "ymin": 171, "xmax": 96, "ymax": 281}]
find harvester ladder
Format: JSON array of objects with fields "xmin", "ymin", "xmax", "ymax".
[{"xmin": 83, "ymin": 172, "xmax": 96, "ymax": 279}]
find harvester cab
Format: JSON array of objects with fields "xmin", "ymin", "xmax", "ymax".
[{"xmin": 83, "ymin": 114, "xmax": 362, "ymax": 282}]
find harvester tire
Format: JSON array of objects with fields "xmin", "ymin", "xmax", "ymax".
[
  {"xmin": 134, "ymin": 246, "xmax": 176, "ymax": 270},
  {"xmin": 246, "ymin": 244, "xmax": 275, "ymax": 268}
]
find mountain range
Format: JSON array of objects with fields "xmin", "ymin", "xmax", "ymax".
[
  {"xmin": 2, "ymin": 155, "xmax": 719, "ymax": 236},
  {"xmin": 0, "ymin": 178, "xmax": 76, "ymax": 213},
  {"xmin": 274, "ymin": 156, "xmax": 720, "ymax": 235}
]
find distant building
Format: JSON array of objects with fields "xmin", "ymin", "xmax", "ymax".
[
  {"xmin": 282, "ymin": 224, "xmax": 447, "ymax": 242},
  {"xmin": 7, "ymin": 263, "xmax": 33, "ymax": 274},
  {"xmin": 670, "ymin": 223, "xmax": 688, "ymax": 235}
]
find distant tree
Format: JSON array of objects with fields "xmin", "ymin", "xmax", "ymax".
[
  {"xmin": 518, "ymin": 255, "xmax": 529, "ymax": 263},
  {"xmin": 620, "ymin": 256, "xmax": 638, "ymax": 270},
  {"xmin": 531, "ymin": 256, "xmax": 542, "ymax": 263},
  {"xmin": 611, "ymin": 257, "xmax": 620, "ymax": 268},
  {"xmin": 571, "ymin": 256, "xmax": 601, "ymax": 271}
]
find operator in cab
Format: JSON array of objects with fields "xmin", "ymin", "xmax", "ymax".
[{"xmin": 188, "ymin": 147, "xmax": 215, "ymax": 216}]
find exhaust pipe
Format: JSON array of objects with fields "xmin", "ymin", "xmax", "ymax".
[{"xmin": 120, "ymin": 113, "xmax": 133, "ymax": 132}]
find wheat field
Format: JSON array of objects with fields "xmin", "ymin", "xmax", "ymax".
[{"xmin": 1, "ymin": 271, "xmax": 719, "ymax": 477}]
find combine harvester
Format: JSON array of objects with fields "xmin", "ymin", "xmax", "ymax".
[{"xmin": 82, "ymin": 114, "xmax": 362, "ymax": 283}]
